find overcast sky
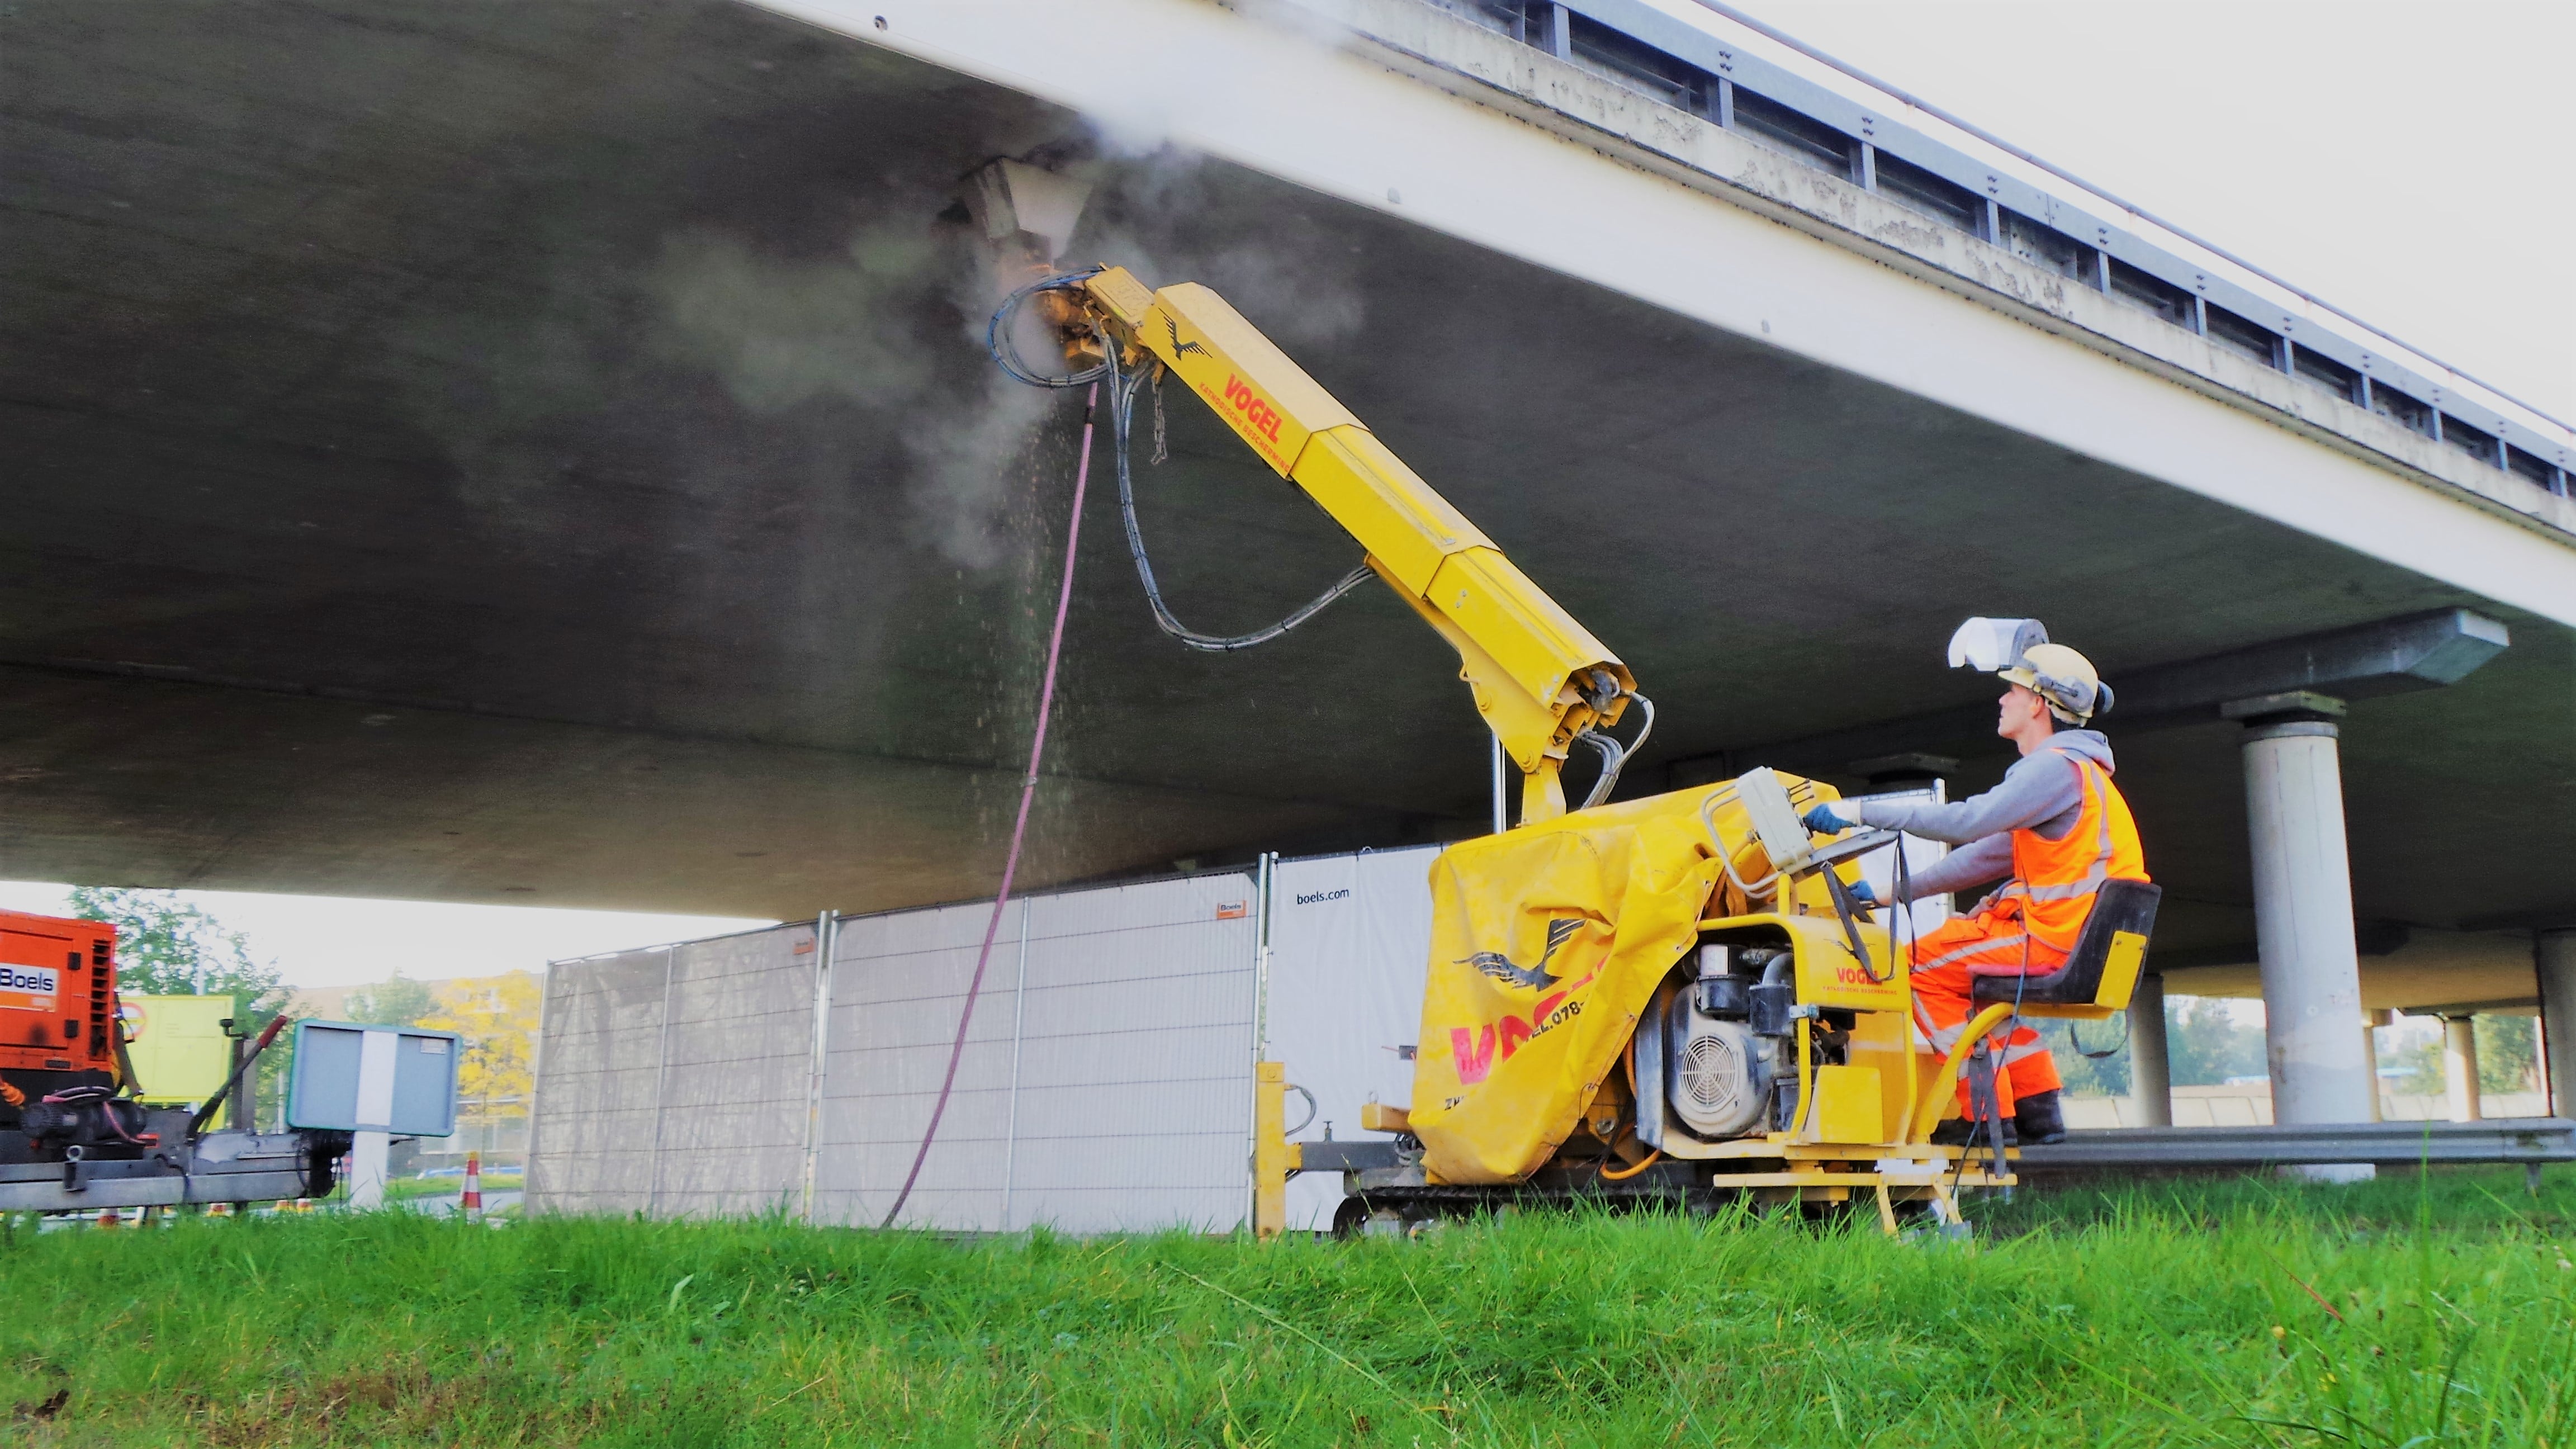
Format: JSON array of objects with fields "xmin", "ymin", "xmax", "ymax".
[
  {"xmin": 1726, "ymin": 0, "xmax": 2574, "ymax": 421},
  {"xmin": 13, "ymin": 0, "xmax": 2566, "ymax": 993},
  {"xmin": 0, "ymin": 880, "xmax": 771, "ymax": 993}
]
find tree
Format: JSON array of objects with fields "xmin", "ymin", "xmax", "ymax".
[
  {"xmin": 2381, "ymin": 1019, "xmax": 2444, "ymax": 1095},
  {"xmin": 2042, "ymin": 994, "xmax": 2266, "ymax": 1097},
  {"xmin": 2479, "ymin": 1015, "xmax": 2542, "ymax": 1096},
  {"xmin": 68, "ymin": 887, "xmax": 288, "ymax": 1118},
  {"xmin": 69, "ymin": 887, "xmax": 278, "ymax": 1002},
  {"xmin": 2378, "ymin": 1014, "xmax": 2541, "ymax": 1098},
  {"xmin": 2166, "ymin": 996, "xmax": 2267, "ymax": 1087},
  {"xmin": 344, "ymin": 975, "xmax": 437, "ymax": 1027},
  {"xmin": 416, "ymin": 972, "xmax": 542, "ymax": 1143},
  {"xmin": 2044, "ymin": 1016, "xmax": 2132, "ymax": 1096}
]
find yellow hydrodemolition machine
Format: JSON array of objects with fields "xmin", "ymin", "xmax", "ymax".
[{"xmin": 975, "ymin": 176, "xmax": 2156, "ymax": 1237}]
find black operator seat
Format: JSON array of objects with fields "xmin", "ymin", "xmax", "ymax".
[{"xmin": 1968, "ymin": 879, "xmax": 2162, "ymax": 1021}]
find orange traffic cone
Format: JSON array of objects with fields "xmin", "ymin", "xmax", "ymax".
[{"xmin": 461, "ymin": 1152, "xmax": 484, "ymax": 1221}]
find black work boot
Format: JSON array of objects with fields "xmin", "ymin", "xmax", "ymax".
[{"xmin": 2013, "ymin": 1088, "xmax": 2068, "ymax": 1145}]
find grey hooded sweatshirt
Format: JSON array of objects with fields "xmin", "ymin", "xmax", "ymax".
[{"xmin": 1844, "ymin": 730, "xmax": 2117, "ymax": 903}]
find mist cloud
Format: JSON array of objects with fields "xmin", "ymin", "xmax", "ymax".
[{"xmin": 648, "ymin": 224, "xmax": 1053, "ymax": 570}]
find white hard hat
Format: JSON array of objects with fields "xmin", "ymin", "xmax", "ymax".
[{"xmin": 1948, "ymin": 617, "xmax": 2113, "ymax": 724}]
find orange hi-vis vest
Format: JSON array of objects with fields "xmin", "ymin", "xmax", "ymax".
[{"xmin": 2000, "ymin": 745, "xmax": 2148, "ymax": 952}]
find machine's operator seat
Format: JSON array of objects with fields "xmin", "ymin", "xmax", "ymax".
[{"xmin": 1967, "ymin": 879, "xmax": 2161, "ymax": 1020}]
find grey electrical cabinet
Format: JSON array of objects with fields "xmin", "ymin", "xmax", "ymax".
[{"xmin": 285, "ymin": 1020, "xmax": 461, "ymax": 1136}]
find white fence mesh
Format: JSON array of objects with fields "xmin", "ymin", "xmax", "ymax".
[
  {"xmin": 529, "ymin": 873, "xmax": 1263, "ymax": 1233},
  {"xmin": 650, "ymin": 925, "xmax": 821, "ymax": 1216},
  {"xmin": 817, "ymin": 873, "xmax": 1260, "ymax": 1233},
  {"xmin": 525, "ymin": 923, "xmax": 821, "ymax": 1218},
  {"xmin": 524, "ymin": 945, "xmax": 670, "ymax": 1214},
  {"xmin": 813, "ymin": 896, "xmax": 1029, "ymax": 1232}
]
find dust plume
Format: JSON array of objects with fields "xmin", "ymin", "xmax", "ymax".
[{"xmin": 647, "ymin": 223, "xmax": 1053, "ymax": 571}]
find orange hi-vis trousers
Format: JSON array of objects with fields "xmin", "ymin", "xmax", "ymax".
[{"xmin": 1904, "ymin": 909, "xmax": 2065, "ymax": 1117}]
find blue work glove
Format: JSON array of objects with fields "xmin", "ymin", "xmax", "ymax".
[
  {"xmin": 1801, "ymin": 802, "xmax": 1859, "ymax": 835},
  {"xmin": 1841, "ymin": 878, "xmax": 1881, "ymax": 910}
]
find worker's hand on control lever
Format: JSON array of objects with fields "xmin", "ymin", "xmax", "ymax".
[
  {"xmin": 1801, "ymin": 803, "xmax": 1860, "ymax": 835},
  {"xmin": 1841, "ymin": 878, "xmax": 1881, "ymax": 910}
]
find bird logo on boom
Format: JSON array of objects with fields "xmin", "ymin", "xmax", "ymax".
[
  {"xmin": 1163, "ymin": 316, "xmax": 1208, "ymax": 359},
  {"xmin": 1460, "ymin": 916, "xmax": 1587, "ymax": 991}
]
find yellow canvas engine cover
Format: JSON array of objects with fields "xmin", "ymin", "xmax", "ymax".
[{"xmin": 1409, "ymin": 788, "xmax": 1730, "ymax": 1184}]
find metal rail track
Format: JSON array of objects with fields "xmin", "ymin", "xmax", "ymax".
[{"xmin": 2016, "ymin": 1117, "xmax": 2576, "ymax": 1170}]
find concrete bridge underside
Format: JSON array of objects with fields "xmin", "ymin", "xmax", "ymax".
[{"xmin": 4, "ymin": 0, "xmax": 2570, "ymax": 1008}]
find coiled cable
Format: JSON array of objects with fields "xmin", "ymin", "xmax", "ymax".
[
  {"xmin": 987, "ymin": 273, "xmax": 1374, "ymax": 653},
  {"xmin": 985, "ymin": 268, "xmax": 1108, "ymax": 387},
  {"xmin": 1102, "ymin": 338, "xmax": 1372, "ymax": 651}
]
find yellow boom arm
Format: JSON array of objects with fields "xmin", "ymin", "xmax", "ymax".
[{"xmin": 1075, "ymin": 267, "xmax": 1632, "ymax": 824}]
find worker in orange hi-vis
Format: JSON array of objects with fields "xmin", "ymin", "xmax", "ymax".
[{"xmin": 1800, "ymin": 618, "xmax": 2148, "ymax": 1145}]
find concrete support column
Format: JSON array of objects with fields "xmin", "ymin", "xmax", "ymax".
[
  {"xmin": 2236, "ymin": 703, "xmax": 2374, "ymax": 1181},
  {"xmin": 2539, "ymin": 931, "xmax": 2576, "ymax": 1118},
  {"xmin": 2442, "ymin": 1016, "xmax": 2483, "ymax": 1122},
  {"xmin": 2127, "ymin": 971, "xmax": 2171, "ymax": 1128}
]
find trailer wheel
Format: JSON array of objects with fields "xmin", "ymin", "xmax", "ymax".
[{"xmin": 1331, "ymin": 1197, "xmax": 1373, "ymax": 1240}]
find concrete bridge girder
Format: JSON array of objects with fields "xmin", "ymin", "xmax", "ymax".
[
  {"xmin": 0, "ymin": 0, "xmax": 2569, "ymax": 1049},
  {"xmin": 825, "ymin": 0, "xmax": 2576, "ymax": 624}
]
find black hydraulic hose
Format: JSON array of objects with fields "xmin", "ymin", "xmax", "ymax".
[
  {"xmin": 987, "ymin": 272, "xmax": 1371, "ymax": 652},
  {"xmin": 1894, "ymin": 833, "xmax": 1912, "ymax": 973},
  {"xmin": 1574, "ymin": 689, "xmax": 1656, "ymax": 809},
  {"xmin": 1573, "ymin": 730, "xmax": 1625, "ymax": 809},
  {"xmin": 2067, "ymin": 1006, "xmax": 2130, "ymax": 1061},
  {"xmin": 1823, "ymin": 867, "xmax": 1886, "ymax": 985},
  {"xmin": 188, "ymin": 1014, "xmax": 290, "ymax": 1140},
  {"xmin": 1102, "ymin": 342, "xmax": 1371, "ymax": 652}
]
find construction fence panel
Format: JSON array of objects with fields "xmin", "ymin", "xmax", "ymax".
[
  {"xmin": 1001, "ymin": 873, "xmax": 1261, "ymax": 1234},
  {"xmin": 525, "ymin": 945, "xmax": 676, "ymax": 1216},
  {"xmin": 532, "ymin": 871, "xmax": 1265, "ymax": 1232},
  {"xmin": 647, "ymin": 922, "xmax": 823, "ymax": 1217},
  {"xmin": 812, "ymin": 873, "xmax": 1261, "ymax": 1234},
  {"xmin": 814, "ymin": 897, "xmax": 1029, "ymax": 1233},
  {"xmin": 1264, "ymin": 847, "xmax": 1442, "ymax": 1233}
]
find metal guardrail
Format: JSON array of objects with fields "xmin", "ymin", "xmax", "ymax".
[
  {"xmin": 1679, "ymin": 0, "xmax": 2572, "ymax": 443},
  {"xmin": 2019, "ymin": 1117, "xmax": 2576, "ymax": 1169},
  {"xmin": 1300, "ymin": 1120, "xmax": 2576, "ymax": 1180},
  {"xmin": 1372, "ymin": 0, "xmax": 2575, "ymax": 483}
]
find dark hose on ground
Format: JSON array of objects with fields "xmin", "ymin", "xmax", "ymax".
[{"xmin": 880, "ymin": 382, "xmax": 1098, "ymax": 1230}]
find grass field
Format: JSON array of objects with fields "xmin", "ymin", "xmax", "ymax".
[
  {"xmin": 5, "ymin": 1167, "xmax": 2574, "ymax": 1447},
  {"xmin": 381, "ymin": 1173, "xmax": 524, "ymax": 1204}
]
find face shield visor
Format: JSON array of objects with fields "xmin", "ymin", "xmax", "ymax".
[{"xmin": 1945, "ymin": 617, "xmax": 2050, "ymax": 675}]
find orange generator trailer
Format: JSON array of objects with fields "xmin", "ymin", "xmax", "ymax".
[
  {"xmin": 0, "ymin": 908, "xmax": 345, "ymax": 1214},
  {"xmin": 0, "ymin": 909, "xmax": 121, "ymax": 1095}
]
